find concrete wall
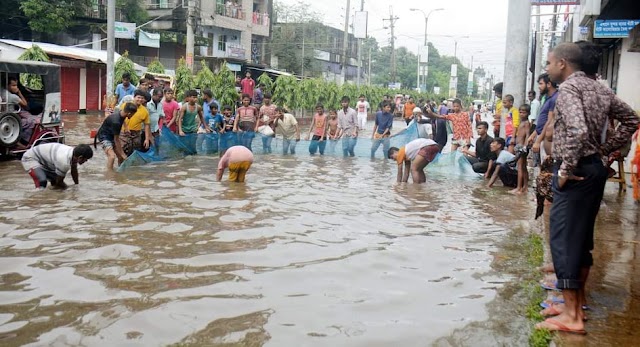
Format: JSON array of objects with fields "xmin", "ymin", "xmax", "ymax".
[{"xmin": 616, "ymin": 38, "xmax": 640, "ymax": 111}]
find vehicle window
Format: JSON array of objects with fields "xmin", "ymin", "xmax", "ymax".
[{"xmin": 20, "ymin": 73, "xmax": 43, "ymax": 90}]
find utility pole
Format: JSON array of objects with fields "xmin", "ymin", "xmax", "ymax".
[
  {"xmin": 368, "ymin": 46, "xmax": 372, "ymax": 85},
  {"xmin": 186, "ymin": 0, "xmax": 195, "ymax": 71},
  {"xmin": 356, "ymin": 0, "xmax": 364, "ymax": 86},
  {"xmin": 533, "ymin": 5, "xmax": 542, "ymax": 90},
  {"xmin": 301, "ymin": 23, "xmax": 305, "ymax": 77},
  {"xmin": 383, "ymin": 7, "xmax": 398, "ymax": 86},
  {"xmin": 341, "ymin": 0, "xmax": 351, "ymax": 85},
  {"xmin": 501, "ymin": 0, "xmax": 531, "ymax": 138},
  {"xmin": 106, "ymin": 0, "xmax": 115, "ymax": 103}
]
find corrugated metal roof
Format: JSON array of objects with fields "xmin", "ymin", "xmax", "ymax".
[{"xmin": 0, "ymin": 39, "xmax": 121, "ymax": 64}]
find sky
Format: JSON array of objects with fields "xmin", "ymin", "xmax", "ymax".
[{"xmin": 276, "ymin": 0, "xmax": 511, "ymax": 80}]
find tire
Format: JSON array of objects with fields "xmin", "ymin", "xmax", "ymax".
[{"xmin": 0, "ymin": 113, "xmax": 22, "ymax": 147}]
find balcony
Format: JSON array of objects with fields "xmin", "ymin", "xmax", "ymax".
[
  {"xmin": 216, "ymin": 3, "xmax": 246, "ymax": 21},
  {"xmin": 75, "ymin": 2, "xmax": 125, "ymax": 22},
  {"xmin": 252, "ymin": 12, "xmax": 270, "ymax": 27}
]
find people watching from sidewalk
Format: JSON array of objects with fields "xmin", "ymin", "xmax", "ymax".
[
  {"xmin": 501, "ymin": 94, "xmax": 520, "ymax": 153},
  {"xmin": 241, "ymin": 71, "xmax": 255, "ymax": 101},
  {"xmin": 529, "ymin": 73, "xmax": 558, "ymax": 160},
  {"xmin": 463, "ymin": 121, "xmax": 494, "ymax": 174},
  {"xmin": 22, "ymin": 143, "xmax": 92, "ymax": 189},
  {"xmin": 511, "ymin": 104, "xmax": 531, "ymax": 195},
  {"xmin": 388, "ymin": 138, "xmax": 440, "ymax": 183},
  {"xmin": 535, "ymin": 42, "xmax": 639, "ymax": 335},
  {"xmin": 528, "ymin": 90, "xmax": 540, "ymax": 127},
  {"xmin": 492, "ymin": 82, "xmax": 503, "ymax": 138}
]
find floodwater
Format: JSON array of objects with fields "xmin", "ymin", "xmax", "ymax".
[{"xmin": 0, "ymin": 114, "xmax": 638, "ymax": 347}]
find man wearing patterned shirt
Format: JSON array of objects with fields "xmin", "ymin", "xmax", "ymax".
[{"xmin": 536, "ymin": 42, "xmax": 639, "ymax": 334}]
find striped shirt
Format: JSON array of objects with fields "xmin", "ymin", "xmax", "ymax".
[{"xmin": 21, "ymin": 143, "xmax": 73, "ymax": 177}]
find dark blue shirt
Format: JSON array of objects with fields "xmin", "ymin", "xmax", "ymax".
[
  {"xmin": 374, "ymin": 111, "xmax": 394, "ymax": 134},
  {"xmin": 535, "ymin": 91, "xmax": 558, "ymax": 135}
]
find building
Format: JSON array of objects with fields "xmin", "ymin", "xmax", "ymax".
[
  {"xmin": 127, "ymin": 0, "xmax": 272, "ymax": 71},
  {"xmin": 568, "ymin": 0, "xmax": 640, "ymax": 110},
  {"xmin": 0, "ymin": 39, "xmax": 138, "ymax": 113},
  {"xmin": 269, "ymin": 22, "xmax": 362, "ymax": 83}
]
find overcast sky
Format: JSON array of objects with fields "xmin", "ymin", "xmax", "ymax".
[{"xmin": 277, "ymin": 0, "xmax": 511, "ymax": 80}]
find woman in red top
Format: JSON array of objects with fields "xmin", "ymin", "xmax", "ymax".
[
  {"xmin": 233, "ymin": 94, "xmax": 259, "ymax": 151},
  {"xmin": 307, "ymin": 104, "xmax": 328, "ymax": 155}
]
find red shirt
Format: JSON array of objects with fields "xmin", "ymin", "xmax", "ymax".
[{"xmin": 240, "ymin": 78, "xmax": 255, "ymax": 97}]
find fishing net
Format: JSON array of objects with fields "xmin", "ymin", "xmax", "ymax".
[{"xmin": 118, "ymin": 120, "xmax": 478, "ymax": 178}]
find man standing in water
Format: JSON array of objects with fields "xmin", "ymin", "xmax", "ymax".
[
  {"xmin": 355, "ymin": 95, "xmax": 370, "ymax": 130},
  {"xmin": 535, "ymin": 43, "xmax": 639, "ymax": 334},
  {"xmin": 217, "ymin": 145, "xmax": 254, "ymax": 183},
  {"xmin": 22, "ymin": 143, "xmax": 93, "ymax": 189},
  {"xmin": 337, "ymin": 96, "xmax": 359, "ymax": 157}
]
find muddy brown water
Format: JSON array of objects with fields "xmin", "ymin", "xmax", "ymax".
[{"xmin": 0, "ymin": 114, "xmax": 638, "ymax": 346}]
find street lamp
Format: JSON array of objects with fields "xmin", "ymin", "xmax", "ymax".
[{"xmin": 410, "ymin": 7, "xmax": 444, "ymax": 91}]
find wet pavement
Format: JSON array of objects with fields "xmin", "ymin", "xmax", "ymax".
[{"xmin": 0, "ymin": 114, "xmax": 638, "ymax": 346}]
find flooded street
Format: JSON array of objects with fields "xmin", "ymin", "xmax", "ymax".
[{"xmin": 0, "ymin": 115, "xmax": 638, "ymax": 346}]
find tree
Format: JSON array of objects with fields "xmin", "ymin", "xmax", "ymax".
[
  {"xmin": 213, "ymin": 62, "xmax": 239, "ymax": 110},
  {"xmin": 256, "ymin": 73, "xmax": 274, "ymax": 94},
  {"xmin": 117, "ymin": 0, "xmax": 149, "ymax": 25},
  {"xmin": 146, "ymin": 59, "xmax": 166, "ymax": 74},
  {"xmin": 17, "ymin": 44, "xmax": 50, "ymax": 89},
  {"xmin": 113, "ymin": 51, "xmax": 139, "ymax": 90},
  {"xmin": 174, "ymin": 58, "xmax": 195, "ymax": 101},
  {"xmin": 194, "ymin": 61, "xmax": 216, "ymax": 90},
  {"xmin": 20, "ymin": 0, "xmax": 90, "ymax": 33}
]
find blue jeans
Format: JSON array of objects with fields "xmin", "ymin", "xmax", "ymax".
[
  {"xmin": 309, "ymin": 135, "xmax": 326, "ymax": 155},
  {"xmin": 261, "ymin": 135, "xmax": 273, "ymax": 153},
  {"xmin": 370, "ymin": 136, "xmax": 390, "ymax": 159},
  {"xmin": 342, "ymin": 136, "xmax": 357, "ymax": 157},
  {"xmin": 283, "ymin": 139, "xmax": 297, "ymax": 155},
  {"xmin": 238, "ymin": 131, "xmax": 255, "ymax": 151}
]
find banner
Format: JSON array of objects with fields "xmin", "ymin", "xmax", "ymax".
[
  {"xmin": 114, "ymin": 21, "xmax": 136, "ymax": 39},
  {"xmin": 594, "ymin": 19, "xmax": 640, "ymax": 38},
  {"xmin": 139, "ymin": 30, "xmax": 161, "ymax": 48},
  {"xmin": 353, "ymin": 11, "xmax": 368, "ymax": 39},
  {"xmin": 530, "ymin": 0, "xmax": 579, "ymax": 4}
]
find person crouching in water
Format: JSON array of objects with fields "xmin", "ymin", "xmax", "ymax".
[
  {"xmin": 217, "ymin": 145, "xmax": 254, "ymax": 183},
  {"xmin": 387, "ymin": 139, "xmax": 440, "ymax": 183},
  {"xmin": 486, "ymin": 137, "xmax": 518, "ymax": 188},
  {"xmin": 22, "ymin": 143, "xmax": 93, "ymax": 189}
]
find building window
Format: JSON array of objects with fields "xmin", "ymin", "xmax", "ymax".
[
  {"xmin": 150, "ymin": 0, "xmax": 169, "ymax": 9},
  {"xmin": 218, "ymin": 35, "xmax": 227, "ymax": 51}
]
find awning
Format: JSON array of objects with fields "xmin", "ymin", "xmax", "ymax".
[
  {"xmin": 247, "ymin": 66, "xmax": 295, "ymax": 77},
  {"xmin": 0, "ymin": 39, "xmax": 121, "ymax": 64}
]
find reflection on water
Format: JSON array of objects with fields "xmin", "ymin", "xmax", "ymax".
[{"xmin": 3, "ymin": 115, "xmax": 636, "ymax": 346}]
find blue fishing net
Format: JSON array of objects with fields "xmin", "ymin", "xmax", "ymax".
[{"xmin": 425, "ymin": 151, "xmax": 479, "ymax": 177}]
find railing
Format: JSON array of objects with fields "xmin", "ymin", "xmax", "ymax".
[
  {"xmin": 79, "ymin": 3, "xmax": 125, "ymax": 21},
  {"xmin": 147, "ymin": 0, "xmax": 177, "ymax": 10},
  {"xmin": 252, "ymin": 12, "xmax": 270, "ymax": 26},
  {"xmin": 215, "ymin": 3, "xmax": 246, "ymax": 20}
]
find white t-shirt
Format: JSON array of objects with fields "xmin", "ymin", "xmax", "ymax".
[
  {"xmin": 529, "ymin": 99, "xmax": 540, "ymax": 122},
  {"xmin": 356, "ymin": 100, "xmax": 370, "ymax": 116},
  {"xmin": 21, "ymin": 143, "xmax": 74, "ymax": 177},
  {"xmin": 495, "ymin": 150, "xmax": 516, "ymax": 165},
  {"xmin": 405, "ymin": 139, "xmax": 437, "ymax": 161}
]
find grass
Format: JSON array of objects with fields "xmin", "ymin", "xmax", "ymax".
[{"xmin": 522, "ymin": 233, "xmax": 553, "ymax": 347}]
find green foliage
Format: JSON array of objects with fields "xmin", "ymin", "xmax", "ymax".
[
  {"xmin": 213, "ymin": 62, "xmax": 239, "ymax": 110},
  {"xmin": 526, "ymin": 234, "xmax": 545, "ymax": 268},
  {"xmin": 256, "ymin": 73, "xmax": 274, "ymax": 94},
  {"xmin": 113, "ymin": 51, "xmax": 139, "ymax": 90},
  {"xmin": 17, "ymin": 44, "xmax": 49, "ymax": 89},
  {"xmin": 117, "ymin": 0, "xmax": 149, "ymax": 25},
  {"xmin": 174, "ymin": 58, "xmax": 195, "ymax": 101},
  {"xmin": 146, "ymin": 59, "xmax": 166, "ymax": 74},
  {"xmin": 272, "ymin": 75, "xmax": 299, "ymax": 110},
  {"xmin": 194, "ymin": 61, "xmax": 216, "ymax": 90},
  {"xmin": 20, "ymin": 0, "xmax": 90, "ymax": 33}
]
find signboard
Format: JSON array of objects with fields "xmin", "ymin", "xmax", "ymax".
[
  {"xmin": 530, "ymin": 0, "xmax": 579, "ymax": 5},
  {"xmin": 114, "ymin": 21, "xmax": 136, "ymax": 39},
  {"xmin": 594, "ymin": 19, "xmax": 640, "ymax": 38},
  {"xmin": 433, "ymin": 86, "xmax": 440, "ymax": 95},
  {"xmin": 353, "ymin": 11, "xmax": 368, "ymax": 39},
  {"xmin": 419, "ymin": 45, "xmax": 429, "ymax": 62},
  {"xmin": 139, "ymin": 30, "xmax": 160, "ymax": 48}
]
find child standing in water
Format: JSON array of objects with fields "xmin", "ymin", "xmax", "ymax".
[
  {"xmin": 327, "ymin": 110, "xmax": 340, "ymax": 154},
  {"xmin": 307, "ymin": 104, "xmax": 328, "ymax": 155},
  {"xmin": 219, "ymin": 105, "xmax": 237, "ymax": 156},
  {"xmin": 510, "ymin": 104, "xmax": 531, "ymax": 195},
  {"xmin": 233, "ymin": 94, "xmax": 259, "ymax": 151}
]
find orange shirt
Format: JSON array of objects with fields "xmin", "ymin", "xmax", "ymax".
[
  {"xmin": 395, "ymin": 146, "xmax": 407, "ymax": 165},
  {"xmin": 403, "ymin": 102, "xmax": 416, "ymax": 120}
]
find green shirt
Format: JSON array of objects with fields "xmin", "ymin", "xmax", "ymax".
[{"xmin": 181, "ymin": 103, "xmax": 198, "ymax": 133}]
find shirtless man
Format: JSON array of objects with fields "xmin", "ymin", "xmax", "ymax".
[{"xmin": 511, "ymin": 104, "xmax": 531, "ymax": 194}]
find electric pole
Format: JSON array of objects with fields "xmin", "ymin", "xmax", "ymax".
[
  {"xmin": 356, "ymin": 0, "xmax": 364, "ymax": 86},
  {"xmin": 383, "ymin": 7, "xmax": 398, "ymax": 86},
  {"xmin": 341, "ymin": 0, "xmax": 351, "ymax": 85},
  {"xmin": 106, "ymin": 0, "xmax": 115, "ymax": 102},
  {"xmin": 186, "ymin": 0, "xmax": 195, "ymax": 71}
]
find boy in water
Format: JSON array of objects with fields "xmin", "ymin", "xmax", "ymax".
[
  {"xmin": 427, "ymin": 98, "xmax": 472, "ymax": 152},
  {"xmin": 22, "ymin": 143, "xmax": 93, "ymax": 189},
  {"xmin": 511, "ymin": 104, "xmax": 531, "ymax": 194},
  {"xmin": 96, "ymin": 102, "xmax": 137, "ymax": 170},
  {"xmin": 387, "ymin": 138, "xmax": 440, "ymax": 183},
  {"xmin": 219, "ymin": 105, "xmax": 237, "ymax": 156},
  {"xmin": 486, "ymin": 137, "xmax": 517, "ymax": 188},
  {"xmin": 161, "ymin": 88, "xmax": 180, "ymax": 133},
  {"xmin": 327, "ymin": 109, "xmax": 340, "ymax": 154},
  {"xmin": 217, "ymin": 145, "xmax": 254, "ymax": 183}
]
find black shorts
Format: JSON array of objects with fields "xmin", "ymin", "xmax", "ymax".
[{"xmin": 498, "ymin": 164, "xmax": 518, "ymax": 188}]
